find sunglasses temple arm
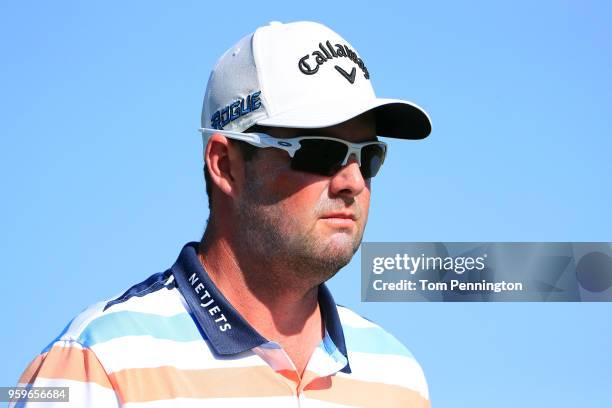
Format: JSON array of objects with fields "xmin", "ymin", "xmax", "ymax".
[{"xmin": 199, "ymin": 128, "xmax": 266, "ymax": 147}]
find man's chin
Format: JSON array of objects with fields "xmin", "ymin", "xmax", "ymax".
[
  {"xmin": 320, "ymin": 233, "xmax": 360, "ymax": 263},
  {"xmin": 289, "ymin": 235, "xmax": 359, "ymax": 283}
]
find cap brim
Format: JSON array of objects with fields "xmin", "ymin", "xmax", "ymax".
[{"xmin": 256, "ymin": 98, "xmax": 431, "ymax": 140}]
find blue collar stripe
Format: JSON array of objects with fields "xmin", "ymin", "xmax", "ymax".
[
  {"xmin": 319, "ymin": 284, "xmax": 351, "ymax": 374},
  {"xmin": 171, "ymin": 243, "xmax": 267, "ymax": 354}
]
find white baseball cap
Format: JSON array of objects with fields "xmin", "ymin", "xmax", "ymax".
[{"xmin": 201, "ymin": 21, "xmax": 431, "ymax": 139}]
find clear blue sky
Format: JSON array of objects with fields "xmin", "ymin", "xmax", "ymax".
[{"xmin": 1, "ymin": 1, "xmax": 611, "ymax": 406}]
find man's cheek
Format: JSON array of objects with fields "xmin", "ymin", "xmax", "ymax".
[{"xmin": 359, "ymin": 189, "xmax": 371, "ymax": 217}]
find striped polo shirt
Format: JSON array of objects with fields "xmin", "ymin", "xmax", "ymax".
[{"xmin": 14, "ymin": 242, "xmax": 429, "ymax": 407}]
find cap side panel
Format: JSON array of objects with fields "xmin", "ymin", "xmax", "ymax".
[
  {"xmin": 251, "ymin": 26, "xmax": 274, "ymax": 119},
  {"xmin": 201, "ymin": 33, "xmax": 268, "ymax": 132}
]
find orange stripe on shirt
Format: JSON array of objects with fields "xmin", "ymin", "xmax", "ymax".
[
  {"xmin": 18, "ymin": 353, "xmax": 47, "ymax": 384},
  {"xmin": 19, "ymin": 345, "xmax": 113, "ymax": 390},
  {"xmin": 304, "ymin": 375, "xmax": 430, "ymax": 408},
  {"xmin": 109, "ymin": 365, "xmax": 295, "ymax": 403}
]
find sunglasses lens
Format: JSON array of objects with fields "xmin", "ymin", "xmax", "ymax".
[
  {"xmin": 360, "ymin": 143, "xmax": 386, "ymax": 178},
  {"xmin": 291, "ymin": 139, "xmax": 349, "ymax": 176}
]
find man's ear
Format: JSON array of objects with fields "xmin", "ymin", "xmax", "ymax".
[{"xmin": 204, "ymin": 133, "xmax": 246, "ymax": 199}]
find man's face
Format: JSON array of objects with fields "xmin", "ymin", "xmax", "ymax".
[{"xmin": 235, "ymin": 112, "xmax": 376, "ymax": 284}]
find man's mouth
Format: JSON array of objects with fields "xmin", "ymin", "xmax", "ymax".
[{"xmin": 320, "ymin": 213, "xmax": 357, "ymax": 228}]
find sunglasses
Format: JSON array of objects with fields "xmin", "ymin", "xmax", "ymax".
[{"xmin": 199, "ymin": 128, "xmax": 387, "ymax": 179}]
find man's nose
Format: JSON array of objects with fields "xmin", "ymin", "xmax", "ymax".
[{"xmin": 328, "ymin": 154, "xmax": 367, "ymax": 198}]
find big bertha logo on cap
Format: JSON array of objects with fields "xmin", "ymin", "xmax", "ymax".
[{"xmin": 298, "ymin": 40, "xmax": 370, "ymax": 84}]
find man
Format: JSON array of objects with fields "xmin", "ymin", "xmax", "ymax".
[{"xmin": 15, "ymin": 21, "xmax": 431, "ymax": 407}]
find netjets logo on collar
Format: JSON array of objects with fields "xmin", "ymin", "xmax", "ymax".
[{"xmin": 298, "ymin": 40, "xmax": 370, "ymax": 84}]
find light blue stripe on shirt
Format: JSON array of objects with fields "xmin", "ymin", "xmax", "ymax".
[
  {"xmin": 76, "ymin": 311, "xmax": 203, "ymax": 347},
  {"xmin": 341, "ymin": 325, "xmax": 415, "ymax": 358}
]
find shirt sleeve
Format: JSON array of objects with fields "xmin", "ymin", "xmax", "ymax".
[{"xmin": 11, "ymin": 339, "xmax": 120, "ymax": 408}]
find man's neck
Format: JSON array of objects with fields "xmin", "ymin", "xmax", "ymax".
[{"xmin": 198, "ymin": 232, "xmax": 324, "ymax": 376}]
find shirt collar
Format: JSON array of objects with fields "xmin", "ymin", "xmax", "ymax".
[{"xmin": 171, "ymin": 242, "xmax": 351, "ymax": 374}]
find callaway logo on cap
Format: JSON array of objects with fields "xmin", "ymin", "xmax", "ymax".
[{"xmin": 202, "ymin": 21, "xmax": 431, "ymax": 139}]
